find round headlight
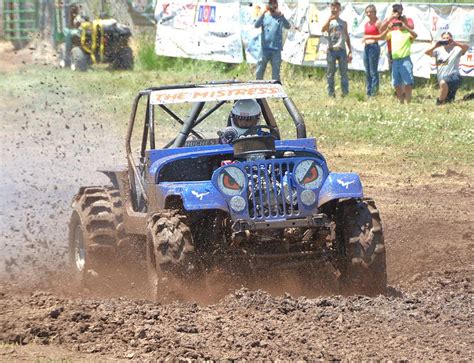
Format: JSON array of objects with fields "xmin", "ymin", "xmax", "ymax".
[
  {"xmin": 300, "ymin": 189, "xmax": 317, "ymax": 206},
  {"xmin": 217, "ymin": 166, "xmax": 246, "ymax": 196},
  {"xmin": 294, "ymin": 160, "xmax": 323, "ymax": 189},
  {"xmin": 230, "ymin": 196, "xmax": 246, "ymax": 212}
]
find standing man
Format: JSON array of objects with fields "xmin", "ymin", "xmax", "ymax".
[
  {"xmin": 255, "ymin": 0, "xmax": 291, "ymax": 82},
  {"xmin": 321, "ymin": 1, "xmax": 352, "ymax": 98},
  {"xmin": 380, "ymin": 4, "xmax": 414, "ymax": 72},
  {"xmin": 366, "ymin": 18, "xmax": 417, "ymax": 103},
  {"xmin": 425, "ymin": 32, "xmax": 469, "ymax": 105}
]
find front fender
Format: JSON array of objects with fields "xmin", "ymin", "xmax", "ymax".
[
  {"xmin": 318, "ymin": 172, "xmax": 363, "ymax": 207},
  {"xmin": 156, "ymin": 182, "xmax": 228, "ymax": 211}
]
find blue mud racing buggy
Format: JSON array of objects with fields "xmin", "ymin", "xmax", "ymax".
[{"xmin": 69, "ymin": 81, "xmax": 387, "ymax": 297}]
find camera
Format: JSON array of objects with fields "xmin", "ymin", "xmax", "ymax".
[
  {"xmin": 392, "ymin": 22, "xmax": 403, "ymax": 27},
  {"xmin": 438, "ymin": 40, "xmax": 449, "ymax": 46}
]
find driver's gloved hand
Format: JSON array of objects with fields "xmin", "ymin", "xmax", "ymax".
[{"xmin": 218, "ymin": 127, "xmax": 239, "ymax": 144}]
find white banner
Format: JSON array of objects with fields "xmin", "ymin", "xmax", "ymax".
[
  {"xmin": 154, "ymin": 0, "xmax": 243, "ymax": 63},
  {"xmin": 240, "ymin": 2, "xmax": 264, "ymax": 64},
  {"xmin": 282, "ymin": 2, "xmax": 474, "ymax": 77},
  {"xmin": 154, "ymin": 2, "xmax": 474, "ymax": 77},
  {"xmin": 281, "ymin": 2, "xmax": 309, "ymax": 65}
]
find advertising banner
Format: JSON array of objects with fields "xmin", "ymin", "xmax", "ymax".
[
  {"xmin": 154, "ymin": 0, "xmax": 243, "ymax": 63},
  {"xmin": 281, "ymin": 1, "xmax": 308, "ymax": 65},
  {"xmin": 240, "ymin": 2, "xmax": 264, "ymax": 64},
  {"xmin": 154, "ymin": 1, "xmax": 474, "ymax": 77},
  {"xmin": 282, "ymin": 2, "xmax": 473, "ymax": 77}
]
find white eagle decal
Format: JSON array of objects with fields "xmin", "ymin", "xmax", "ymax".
[{"xmin": 191, "ymin": 190, "xmax": 209, "ymax": 200}]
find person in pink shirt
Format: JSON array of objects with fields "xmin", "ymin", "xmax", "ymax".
[{"xmin": 363, "ymin": 4, "xmax": 382, "ymax": 96}]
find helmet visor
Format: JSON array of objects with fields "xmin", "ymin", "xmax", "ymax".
[{"xmin": 233, "ymin": 114, "xmax": 260, "ymax": 129}]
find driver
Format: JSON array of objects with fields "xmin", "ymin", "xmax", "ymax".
[{"xmin": 219, "ymin": 99, "xmax": 263, "ymax": 143}]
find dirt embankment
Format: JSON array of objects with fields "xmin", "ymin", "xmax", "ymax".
[{"xmin": 0, "ymin": 48, "xmax": 473, "ymax": 360}]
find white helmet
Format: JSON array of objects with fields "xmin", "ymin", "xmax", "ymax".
[{"xmin": 230, "ymin": 99, "xmax": 261, "ymax": 136}]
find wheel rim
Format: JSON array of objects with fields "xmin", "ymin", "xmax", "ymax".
[{"xmin": 74, "ymin": 224, "xmax": 86, "ymax": 272}]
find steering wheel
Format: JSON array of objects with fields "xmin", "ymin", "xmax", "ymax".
[{"xmin": 242, "ymin": 125, "xmax": 278, "ymax": 139}]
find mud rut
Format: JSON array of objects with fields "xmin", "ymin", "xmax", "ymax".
[{"xmin": 0, "ymin": 53, "xmax": 473, "ymax": 360}]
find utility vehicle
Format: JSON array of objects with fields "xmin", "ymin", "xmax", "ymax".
[
  {"xmin": 69, "ymin": 81, "xmax": 387, "ymax": 297},
  {"xmin": 57, "ymin": 2, "xmax": 133, "ymax": 71}
]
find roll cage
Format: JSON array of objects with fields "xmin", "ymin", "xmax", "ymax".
[{"xmin": 125, "ymin": 80, "xmax": 307, "ymax": 206}]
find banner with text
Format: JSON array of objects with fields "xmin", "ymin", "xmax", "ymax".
[
  {"xmin": 154, "ymin": 0, "xmax": 243, "ymax": 63},
  {"xmin": 154, "ymin": 2, "xmax": 474, "ymax": 77}
]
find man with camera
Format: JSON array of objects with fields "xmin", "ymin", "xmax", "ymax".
[
  {"xmin": 366, "ymin": 11, "xmax": 417, "ymax": 103},
  {"xmin": 321, "ymin": 1, "xmax": 352, "ymax": 98},
  {"xmin": 255, "ymin": 0, "xmax": 291, "ymax": 82},
  {"xmin": 425, "ymin": 32, "xmax": 469, "ymax": 105},
  {"xmin": 380, "ymin": 4, "xmax": 414, "ymax": 72}
]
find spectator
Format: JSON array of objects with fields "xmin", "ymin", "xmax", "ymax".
[
  {"xmin": 363, "ymin": 4, "xmax": 381, "ymax": 97},
  {"xmin": 425, "ymin": 32, "xmax": 469, "ymax": 105},
  {"xmin": 321, "ymin": 1, "xmax": 352, "ymax": 98},
  {"xmin": 380, "ymin": 4, "xmax": 414, "ymax": 72},
  {"xmin": 255, "ymin": 0, "xmax": 291, "ymax": 82},
  {"xmin": 366, "ymin": 18, "xmax": 417, "ymax": 103}
]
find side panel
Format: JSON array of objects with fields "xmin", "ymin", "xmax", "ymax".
[
  {"xmin": 154, "ymin": 181, "xmax": 228, "ymax": 211},
  {"xmin": 317, "ymin": 172, "xmax": 364, "ymax": 207},
  {"xmin": 98, "ymin": 168, "xmax": 147, "ymax": 235}
]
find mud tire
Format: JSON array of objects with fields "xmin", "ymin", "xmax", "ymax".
[
  {"xmin": 146, "ymin": 210, "xmax": 197, "ymax": 300},
  {"xmin": 71, "ymin": 46, "xmax": 88, "ymax": 72},
  {"xmin": 335, "ymin": 198, "xmax": 387, "ymax": 296},
  {"xmin": 68, "ymin": 186, "xmax": 128, "ymax": 288},
  {"xmin": 113, "ymin": 46, "xmax": 133, "ymax": 70}
]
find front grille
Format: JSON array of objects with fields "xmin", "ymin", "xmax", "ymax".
[{"xmin": 244, "ymin": 160, "xmax": 299, "ymax": 219}]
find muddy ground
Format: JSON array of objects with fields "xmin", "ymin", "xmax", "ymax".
[{"xmin": 0, "ymin": 41, "xmax": 473, "ymax": 360}]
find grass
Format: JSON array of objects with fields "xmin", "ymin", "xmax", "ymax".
[{"xmin": 1, "ymin": 35, "xmax": 472, "ymax": 179}]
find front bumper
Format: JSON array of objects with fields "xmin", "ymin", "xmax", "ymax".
[{"xmin": 232, "ymin": 213, "xmax": 331, "ymax": 232}]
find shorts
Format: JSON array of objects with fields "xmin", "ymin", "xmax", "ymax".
[
  {"xmin": 440, "ymin": 74, "xmax": 462, "ymax": 102},
  {"xmin": 392, "ymin": 56, "xmax": 414, "ymax": 87}
]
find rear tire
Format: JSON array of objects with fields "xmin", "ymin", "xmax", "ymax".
[
  {"xmin": 71, "ymin": 46, "xmax": 89, "ymax": 71},
  {"xmin": 113, "ymin": 46, "xmax": 133, "ymax": 70},
  {"xmin": 68, "ymin": 186, "xmax": 128, "ymax": 289},
  {"xmin": 335, "ymin": 198, "xmax": 387, "ymax": 296}
]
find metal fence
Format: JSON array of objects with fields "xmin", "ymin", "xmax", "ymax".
[{"xmin": 2, "ymin": 0, "xmax": 38, "ymax": 46}]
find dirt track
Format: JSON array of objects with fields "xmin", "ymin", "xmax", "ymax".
[{"xmin": 0, "ymin": 42, "xmax": 473, "ymax": 360}]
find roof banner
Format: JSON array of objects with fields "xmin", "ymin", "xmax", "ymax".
[{"xmin": 150, "ymin": 83, "xmax": 288, "ymax": 105}]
